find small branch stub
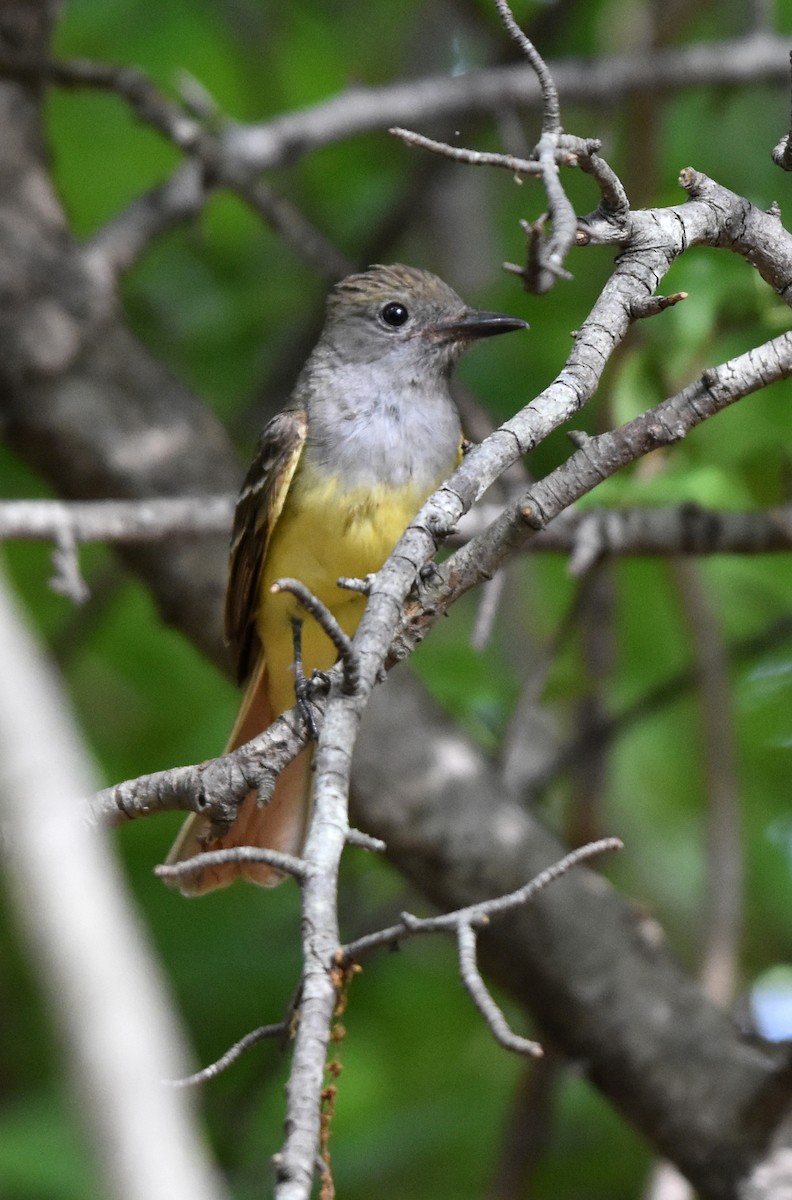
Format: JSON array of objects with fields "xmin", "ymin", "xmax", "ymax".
[
  {"xmin": 346, "ymin": 828, "xmax": 386, "ymax": 853},
  {"xmin": 678, "ymin": 166, "xmax": 700, "ymax": 195},
  {"xmin": 630, "ymin": 292, "xmax": 688, "ymax": 320},
  {"xmin": 519, "ymin": 501, "xmax": 545, "ymax": 531},
  {"xmin": 50, "ymin": 527, "xmax": 90, "ymax": 604},
  {"xmin": 337, "ymin": 574, "xmax": 375, "ymax": 595}
]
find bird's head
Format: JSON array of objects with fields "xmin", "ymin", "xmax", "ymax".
[{"xmin": 321, "ymin": 263, "xmax": 527, "ymax": 375}]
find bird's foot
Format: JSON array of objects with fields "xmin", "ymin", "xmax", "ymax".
[{"xmin": 295, "ymin": 672, "xmax": 321, "ymax": 740}]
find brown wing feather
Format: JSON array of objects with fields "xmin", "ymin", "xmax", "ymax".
[
  {"xmin": 165, "ymin": 407, "xmax": 309, "ymax": 895},
  {"xmin": 225, "ymin": 407, "xmax": 308, "ymax": 683}
]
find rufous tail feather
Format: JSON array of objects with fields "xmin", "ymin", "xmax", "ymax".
[{"xmin": 164, "ymin": 656, "xmax": 313, "ymax": 895}]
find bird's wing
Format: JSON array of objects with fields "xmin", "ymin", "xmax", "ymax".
[{"xmin": 225, "ymin": 407, "xmax": 308, "ymax": 684}]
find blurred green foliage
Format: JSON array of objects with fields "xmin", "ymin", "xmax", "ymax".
[{"xmin": 3, "ymin": 0, "xmax": 792, "ymax": 1196}]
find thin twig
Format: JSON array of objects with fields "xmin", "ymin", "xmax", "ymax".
[
  {"xmin": 533, "ymin": 135, "xmax": 578, "ymax": 290},
  {"xmin": 155, "ymin": 845, "xmax": 310, "ymax": 885},
  {"xmin": 341, "ymin": 838, "xmax": 623, "ymax": 962},
  {"xmin": 493, "ymin": 0, "xmax": 561, "ymax": 132},
  {"xmin": 50, "ymin": 526, "xmax": 90, "ymax": 604},
  {"xmin": 338, "ymin": 840, "xmax": 622, "ymax": 1060},
  {"xmin": 389, "ymin": 127, "xmax": 542, "ymax": 177},
  {"xmin": 272, "ymin": 578, "xmax": 361, "ymax": 696},
  {"xmin": 166, "ymin": 1022, "xmax": 291, "ymax": 1089},
  {"xmin": 457, "ymin": 922, "xmax": 543, "ymax": 1056}
]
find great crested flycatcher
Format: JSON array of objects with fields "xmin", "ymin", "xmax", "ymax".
[{"xmin": 166, "ymin": 263, "xmax": 526, "ymax": 893}]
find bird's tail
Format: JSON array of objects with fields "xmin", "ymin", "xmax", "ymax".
[{"xmin": 164, "ymin": 657, "xmax": 313, "ymax": 895}]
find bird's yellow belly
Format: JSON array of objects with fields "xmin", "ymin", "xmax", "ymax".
[{"xmin": 258, "ymin": 469, "xmax": 427, "ymax": 715}]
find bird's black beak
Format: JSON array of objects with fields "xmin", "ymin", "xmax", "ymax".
[{"xmin": 431, "ymin": 310, "xmax": 529, "ymax": 341}]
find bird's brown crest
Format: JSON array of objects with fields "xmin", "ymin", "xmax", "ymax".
[{"xmin": 327, "ymin": 262, "xmax": 465, "ymax": 316}]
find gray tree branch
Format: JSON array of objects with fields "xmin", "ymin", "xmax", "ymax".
[{"xmin": 0, "ymin": 564, "xmax": 227, "ymax": 1200}]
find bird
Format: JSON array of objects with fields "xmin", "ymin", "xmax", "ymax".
[{"xmin": 165, "ymin": 263, "xmax": 527, "ymax": 893}]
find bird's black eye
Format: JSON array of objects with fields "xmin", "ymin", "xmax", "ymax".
[{"xmin": 380, "ymin": 301, "xmax": 409, "ymax": 328}]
